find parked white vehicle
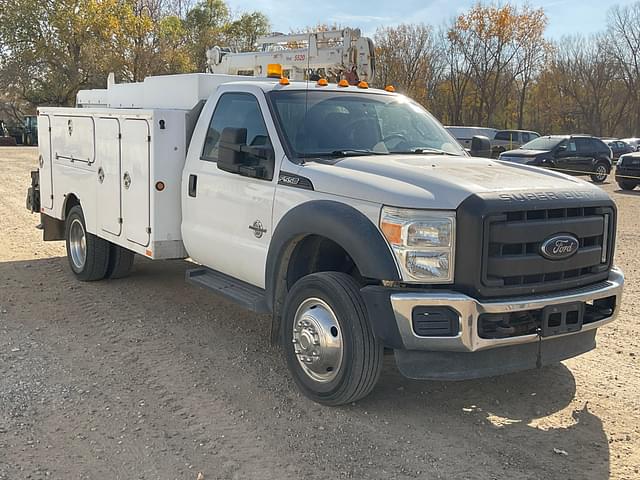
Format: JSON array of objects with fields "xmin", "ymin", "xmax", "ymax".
[
  {"xmin": 445, "ymin": 126, "xmax": 497, "ymax": 149},
  {"xmin": 27, "ymin": 71, "xmax": 624, "ymax": 405}
]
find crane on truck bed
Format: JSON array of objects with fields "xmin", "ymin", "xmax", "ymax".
[{"xmin": 206, "ymin": 28, "xmax": 375, "ymax": 84}]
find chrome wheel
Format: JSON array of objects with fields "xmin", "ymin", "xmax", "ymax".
[
  {"xmin": 68, "ymin": 218, "xmax": 87, "ymax": 270},
  {"xmin": 292, "ymin": 298, "xmax": 343, "ymax": 383},
  {"xmin": 594, "ymin": 165, "xmax": 607, "ymax": 181}
]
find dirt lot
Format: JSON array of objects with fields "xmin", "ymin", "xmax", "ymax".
[{"xmin": 0, "ymin": 146, "xmax": 638, "ymax": 480}]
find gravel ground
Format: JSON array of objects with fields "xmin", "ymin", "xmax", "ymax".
[{"xmin": 0, "ymin": 146, "xmax": 638, "ymax": 480}]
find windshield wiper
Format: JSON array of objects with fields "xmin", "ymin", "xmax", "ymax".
[
  {"xmin": 390, "ymin": 147, "xmax": 459, "ymax": 156},
  {"xmin": 299, "ymin": 149, "xmax": 389, "ymax": 158}
]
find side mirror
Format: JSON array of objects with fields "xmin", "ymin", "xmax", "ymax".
[
  {"xmin": 218, "ymin": 127, "xmax": 247, "ymax": 174},
  {"xmin": 218, "ymin": 127, "xmax": 274, "ymax": 178},
  {"xmin": 554, "ymin": 145, "xmax": 567, "ymax": 157},
  {"xmin": 470, "ymin": 135, "xmax": 492, "ymax": 157}
]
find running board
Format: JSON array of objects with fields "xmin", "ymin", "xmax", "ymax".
[{"xmin": 186, "ymin": 267, "xmax": 270, "ymax": 314}]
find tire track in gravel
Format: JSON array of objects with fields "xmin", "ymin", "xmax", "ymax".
[
  {"xmin": 3, "ymin": 148, "xmax": 637, "ymax": 479},
  {"xmin": 36, "ymin": 257, "xmax": 313, "ymax": 480}
]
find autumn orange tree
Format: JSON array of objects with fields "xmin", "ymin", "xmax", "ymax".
[{"xmin": 447, "ymin": 4, "xmax": 547, "ymax": 126}]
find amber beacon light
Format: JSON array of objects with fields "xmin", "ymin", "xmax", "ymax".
[{"xmin": 267, "ymin": 64, "xmax": 283, "ymax": 78}]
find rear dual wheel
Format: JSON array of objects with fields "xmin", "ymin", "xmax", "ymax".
[
  {"xmin": 65, "ymin": 205, "xmax": 134, "ymax": 281},
  {"xmin": 282, "ymin": 272, "xmax": 383, "ymax": 406}
]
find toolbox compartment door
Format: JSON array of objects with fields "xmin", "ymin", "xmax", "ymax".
[
  {"xmin": 37, "ymin": 115, "xmax": 53, "ymax": 209},
  {"xmin": 121, "ymin": 119, "xmax": 151, "ymax": 247},
  {"xmin": 96, "ymin": 118, "xmax": 122, "ymax": 236}
]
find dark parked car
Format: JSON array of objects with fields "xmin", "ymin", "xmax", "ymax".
[
  {"xmin": 607, "ymin": 140, "xmax": 635, "ymax": 161},
  {"xmin": 620, "ymin": 138, "xmax": 640, "ymax": 152},
  {"xmin": 498, "ymin": 135, "xmax": 612, "ymax": 183},
  {"xmin": 615, "ymin": 152, "xmax": 640, "ymax": 190}
]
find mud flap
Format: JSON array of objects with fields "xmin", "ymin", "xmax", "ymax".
[
  {"xmin": 26, "ymin": 170, "xmax": 40, "ymax": 213},
  {"xmin": 394, "ymin": 330, "xmax": 597, "ymax": 381}
]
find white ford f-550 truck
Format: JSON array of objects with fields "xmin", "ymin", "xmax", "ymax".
[{"xmin": 26, "ymin": 72, "xmax": 624, "ymax": 405}]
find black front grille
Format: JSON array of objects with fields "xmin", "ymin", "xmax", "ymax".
[
  {"xmin": 483, "ymin": 206, "xmax": 612, "ymax": 290},
  {"xmin": 455, "ymin": 191, "xmax": 616, "ymax": 299}
]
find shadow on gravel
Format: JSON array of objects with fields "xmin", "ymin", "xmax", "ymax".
[
  {"xmin": 0, "ymin": 255, "xmax": 611, "ymax": 479},
  {"xmin": 613, "ymin": 189, "xmax": 640, "ymax": 196},
  {"xmin": 361, "ymin": 357, "xmax": 610, "ymax": 478}
]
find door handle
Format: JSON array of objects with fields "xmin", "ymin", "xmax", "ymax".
[{"xmin": 188, "ymin": 174, "xmax": 197, "ymax": 197}]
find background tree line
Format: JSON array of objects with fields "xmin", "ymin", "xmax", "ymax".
[
  {"xmin": 0, "ymin": 0, "xmax": 269, "ymax": 119},
  {"xmin": 374, "ymin": 2, "xmax": 640, "ymax": 137},
  {"xmin": 1, "ymin": 1, "xmax": 639, "ymax": 138}
]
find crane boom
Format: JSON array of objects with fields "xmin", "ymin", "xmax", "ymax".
[{"xmin": 206, "ymin": 28, "xmax": 375, "ymax": 84}]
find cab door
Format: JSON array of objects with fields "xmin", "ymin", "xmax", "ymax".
[{"xmin": 182, "ymin": 89, "xmax": 281, "ymax": 288}]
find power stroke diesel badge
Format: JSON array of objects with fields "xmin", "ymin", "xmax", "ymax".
[{"xmin": 540, "ymin": 234, "xmax": 579, "ymax": 260}]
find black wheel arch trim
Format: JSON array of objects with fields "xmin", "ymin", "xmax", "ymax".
[{"xmin": 265, "ymin": 200, "xmax": 400, "ymax": 313}]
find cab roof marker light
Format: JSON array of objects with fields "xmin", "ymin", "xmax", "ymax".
[
  {"xmin": 317, "ymin": 78, "xmax": 329, "ymax": 86},
  {"xmin": 357, "ymin": 81, "xmax": 369, "ymax": 89},
  {"xmin": 385, "ymin": 85, "xmax": 396, "ymax": 92},
  {"xmin": 279, "ymin": 77, "xmax": 290, "ymax": 85},
  {"xmin": 338, "ymin": 79, "xmax": 350, "ymax": 87}
]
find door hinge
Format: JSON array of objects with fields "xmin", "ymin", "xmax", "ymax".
[
  {"xmin": 147, "ymin": 135, "xmax": 151, "ymax": 142},
  {"xmin": 50, "ymin": 194, "xmax": 54, "ymax": 200},
  {"xmin": 118, "ymin": 217, "xmax": 123, "ymax": 224},
  {"xmin": 146, "ymin": 227, "xmax": 151, "ymax": 234},
  {"xmin": 118, "ymin": 133, "xmax": 122, "ymax": 139}
]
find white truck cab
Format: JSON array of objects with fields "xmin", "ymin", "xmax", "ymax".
[{"xmin": 27, "ymin": 72, "xmax": 624, "ymax": 405}]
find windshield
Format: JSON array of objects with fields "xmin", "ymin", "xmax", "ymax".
[
  {"xmin": 521, "ymin": 136, "xmax": 562, "ymax": 151},
  {"xmin": 268, "ymin": 91, "xmax": 466, "ymax": 158}
]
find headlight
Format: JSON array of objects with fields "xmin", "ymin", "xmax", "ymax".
[{"xmin": 380, "ymin": 207, "xmax": 455, "ymax": 283}]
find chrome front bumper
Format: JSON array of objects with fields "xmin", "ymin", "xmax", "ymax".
[{"xmin": 390, "ymin": 267, "xmax": 624, "ymax": 352}]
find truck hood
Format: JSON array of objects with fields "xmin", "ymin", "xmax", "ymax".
[{"xmin": 296, "ymin": 154, "xmax": 603, "ymax": 210}]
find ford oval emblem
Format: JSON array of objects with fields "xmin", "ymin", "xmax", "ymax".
[{"xmin": 540, "ymin": 234, "xmax": 579, "ymax": 260}]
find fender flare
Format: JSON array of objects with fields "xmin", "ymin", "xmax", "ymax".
[{"xmin": 265, "ymin": 200, "xmax": 400, "ymax": 312}]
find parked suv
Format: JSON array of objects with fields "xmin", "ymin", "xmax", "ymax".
[
  {"xmin": 615, "ymin": 152, "xmax": 640, "ymax": 190},
  {"xmin": 491, "ymin": 129, "xmax": 540, "ymax": 157},
  {"xmin": 499, "ymin": 135, "xmax": 612, "ymax": 183}
]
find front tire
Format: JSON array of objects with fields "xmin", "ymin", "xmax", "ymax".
[
  {"xmin": 282, "ymin": 272, "xmax": 383, "ymax": 406},
  {"xmin": 65, "ymin": 205, "xmax": 110, "ymax": 281},
  {"xmin": 590, "ymin": 162, "xmax": 609, "ymax": 183}
]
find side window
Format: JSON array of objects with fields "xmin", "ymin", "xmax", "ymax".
[
  {"xmin": 521, "ymin": 132, "xmax": 530, "ymax": 143},
  {"xmin": 494, "ymin": 131, "xmax": 512, "ymax": 141},
  {"xmin": 201, "ymin": 93, "xmax": 271, "ymax": 162},
  {"xmin": 575, "ymin": 138, "xmax": 592, "ymax": 153},
  {"xmin": 567, "ymin": 140, "xmax": 577, "ymax": 153}
]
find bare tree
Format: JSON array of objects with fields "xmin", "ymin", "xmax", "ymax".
[
  {"xmin": 374, "ymin": 24, "xmax": 444, "ymax": 107},
  {"xmin": 552, "ymin": 35, "xmax": 622, "ymax": 136},
  {"xmin": 606, "ymin": 3, "xmax": 640, "ymax": 134}
]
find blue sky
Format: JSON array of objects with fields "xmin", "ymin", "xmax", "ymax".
[{"xmin": 225, "ymin": 0, "xmax": 635, "ymax": 39}]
